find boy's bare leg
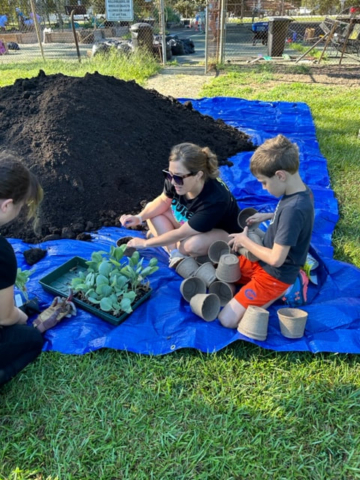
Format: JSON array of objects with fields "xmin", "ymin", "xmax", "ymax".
[
  {"xmin": 219, "ymin": 291, "xmax": 288, "ymax": 329},
  {"xmin": 218, "ymin": 297, "xmax": 246, "ymax": 329}
]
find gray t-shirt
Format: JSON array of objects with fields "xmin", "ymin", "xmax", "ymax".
[{"xmin": 260, "ymin": 186, "xmax": 314, "ymax": 284}]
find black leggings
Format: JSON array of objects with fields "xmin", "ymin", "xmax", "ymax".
[{"xmin": 0, "ymin": 324, "xmax": 44, "ymax": 386}]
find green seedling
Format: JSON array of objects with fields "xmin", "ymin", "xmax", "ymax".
[{"xmin": 71, "ymin": 246, "xmax": 158, "ymax": 316}]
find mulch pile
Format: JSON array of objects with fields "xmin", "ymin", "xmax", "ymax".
[{"xmin": 0, "ymin": 71, "xmax": 254, "ymax": 243}]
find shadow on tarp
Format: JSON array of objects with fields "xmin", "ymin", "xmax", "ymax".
[{"xmin": 9, "ymin": 97, "xmax": 360, "ymax": 355}]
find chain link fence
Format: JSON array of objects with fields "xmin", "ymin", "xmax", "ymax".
[
  {"xmin": 1, "ymin": 0, "xmax": 359, "ymax": 67},
  {"xmin": 208, "ymin": 1, "xmax": 360, "ymax": 67},
  {"xmin": 0, "ymin": 0, "xmax": 166, "ymax": 61}
]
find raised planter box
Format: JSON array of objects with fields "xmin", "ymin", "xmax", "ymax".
[
  {"xmin": 44, "ymin": 31, "xmax": 79, "ymax": 43},
  {"xmin": 39, "ymin": 256, "xmax": 152, "ymax": 326},
  {"xmin": 112, "ymin": 26, "xmax": 129, "ymax": 37}
]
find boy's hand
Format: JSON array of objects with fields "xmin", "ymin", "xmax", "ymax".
[
  {"xmin": 228, "ymin": 227, "xmax": 249, "ymax": 251},
  {"xmin": 246, "ymin": 212, "xmax": 272, "ymax": 225}
]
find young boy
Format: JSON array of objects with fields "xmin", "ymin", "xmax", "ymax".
[{"xmin": 219, "ymin": 134, "xmax": 314, "ymax": 329}]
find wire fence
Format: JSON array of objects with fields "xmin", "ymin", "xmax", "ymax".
[
  {"xmin": 210, "ymin": 1, "xmax": 360, "ymax": 68},
  {"xmin": 0, "ymin": 0, "xmax": 359, "ymax": 67}
]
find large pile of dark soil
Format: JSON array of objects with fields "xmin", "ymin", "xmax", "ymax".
[{"xmin": 0, "ymin": 71, "xmax": 254, "ymax": 243}]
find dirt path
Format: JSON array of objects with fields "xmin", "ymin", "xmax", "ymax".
[
  {"xmin": 145, "ymin": 73, "xmax": 213, "ymax": 98},
  {"xmin": 145, "ymin": 64, "xmax": 360, "ymax": 98}
]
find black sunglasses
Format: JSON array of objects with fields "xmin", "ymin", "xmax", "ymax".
[{"xmin": 162, "ymin": 169, "xmax": 196, "ymax": 186}]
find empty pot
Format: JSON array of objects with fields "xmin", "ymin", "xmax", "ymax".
[
  {"xmin": 277, "ymin": 308, "xmax": 308, "ymax": 339},
  {"xmin": 237, "ymin": 305, "xmax": 269, "ymax": 341}
]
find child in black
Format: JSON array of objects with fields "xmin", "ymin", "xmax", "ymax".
[{"xmin": 0, "ymin": 151, "xmax": 44, "ymax": 386}]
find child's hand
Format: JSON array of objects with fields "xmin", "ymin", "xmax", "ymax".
[
  {"xmin": 246, "ymin": 212, "xmax": 273, "ymax": 225},
  {"xmin": 228, "ymin": 228, "xmax": 248, "ymax": 251}
]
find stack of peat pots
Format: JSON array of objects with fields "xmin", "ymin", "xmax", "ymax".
[{"xmin": 177, "ymin": 240, "xmax": 241, "ymax": 322}]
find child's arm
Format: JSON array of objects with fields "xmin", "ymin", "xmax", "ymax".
[
  {"xmin": 229, "ymin": 227, "xmax": 290, "ymax": 267},
  {"xmin": 0, "ymin": 285, "xmax": 28, "ymax": 326},
  {"xmin": 246, "ymin": 212, "xmax": 274, "ymax": 226}
]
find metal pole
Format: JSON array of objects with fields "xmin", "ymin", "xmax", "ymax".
[
  {"xmin": 29, "ymin": 0, "xmax": 45, "ymax": 62},
  {"xmin": 71, "ymin": 10, "xmax": 81, "ymax": 63},
  {"xmin": 159, "ymin": 0, "xmax": 166, "ymax": 65},
  {"xmin": 219, "ymin": 0, "xmax": 226, "ymax": 64},
  {"xmin": 205, "ymin": 2, "xmax": 209, "ymax": 73}
]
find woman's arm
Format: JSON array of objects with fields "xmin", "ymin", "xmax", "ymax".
[
  {"xmin": 120, "ymin": 193, "xmax": 172, "ymax": 228},
  {"xmin": 128, "ymin": 221, "xmax": 199, "ymax": 249},
  {"xmin": 0, "ymin": 284, "xmax": 28, "ymax": 326}
]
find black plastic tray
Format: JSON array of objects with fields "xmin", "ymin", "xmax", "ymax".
[{"xmin": 39, "ymin": 256, "xmax": 152, "ymax": 326}]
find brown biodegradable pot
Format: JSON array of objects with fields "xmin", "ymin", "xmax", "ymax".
[
  {"xmin": 190, "ymin": 293, "xmax": 221, "ymax": 322},
  {"xmin": 208, "ymin": 240, "xmax": 231, "ymax": 265},
  {"xmin": 238, "ymin": 305, "xmax": 269, "ymax": 341},
  {"xmin": 253, "ymin": 227, "xmax": 266, "ymax": 240},
  {"xmin": 180, "ymin": 277, "xmax": 207, "ymax": 302},
  {"xmin": 195, "ymin": 254, "xmax": 212, "ymax": 265},
  {"xmin": 175, "ymin": 256, "xmax": 199, "ymax": 279},
  {"xmin": 116, "ymin": 236, "xmax": 136, "ymax": 256},
  {"xmin": 238, "ymin": 231, "xmax": 264, "ymax": 262},
  {"xmin": 209, "ymin": 281, "xmax": 235, "ymax": 306},
  {"xmin": 277, "ymin": 308, "xmax": 308, "ymax": 339},
  {"xmin": 193, "ymin": 262, "xmax": 217, "ymax": 287},
  {"xmin": 216, "ymin": 253, "xmax": 241, "ymax": 283},
  {"xmin": 238, "ymin": 207, "xmax": 259, "ymax": 231}
]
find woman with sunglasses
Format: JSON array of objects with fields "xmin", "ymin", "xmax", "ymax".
[{"xmin": 120, "ymin": 143, "xmax": 241, "ymax": 267}]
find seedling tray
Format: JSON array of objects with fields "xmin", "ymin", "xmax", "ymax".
[{"xmin": 39, "ymin": 256, "xmax": 152, "ymax": 326}]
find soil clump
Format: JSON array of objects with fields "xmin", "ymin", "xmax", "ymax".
[{"xmin": 0, "ymin": 71, "xmax": 254, "ymax": 243}]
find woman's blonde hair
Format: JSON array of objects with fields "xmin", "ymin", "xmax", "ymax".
[
  {"xmin": 0, "ymin": 150, "xmax": 43, "ymax": 221},
  {"xmin": 169, "ymin": 143, "xmax": 219, "ymax": 182}
]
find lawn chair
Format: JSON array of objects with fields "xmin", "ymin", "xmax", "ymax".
[{"xmin": 320, "ymin": 8, "xmax": 360, "ymax": 59}]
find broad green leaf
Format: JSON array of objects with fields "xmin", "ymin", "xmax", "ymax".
[
  {"xmin": 96, "ymin": 274, "xmax": 109, "ymax": 286},
  {"xmin": 100, "ymin": 297, "xmax": 113, "ymax": 312},
  {"xmin": 99, "ymin": 261, "xmax": 112, "ymax": 277}
]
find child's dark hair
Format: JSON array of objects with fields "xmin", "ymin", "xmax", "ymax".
[
  {"xmin": 0, "ymin": 150, "xmax": 43, "ymax": 220},
  {"xmin": 250, "ymin": 135, "xmax": 300, "ymax": 177},
  {"xmin": 169, "ymin": 143, "xmax": 219, "ymax": 181}
]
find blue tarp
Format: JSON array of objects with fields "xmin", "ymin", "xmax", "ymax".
[{"xmin": 10, "ymin": 97, "xmax": 360, "ymax": 355}]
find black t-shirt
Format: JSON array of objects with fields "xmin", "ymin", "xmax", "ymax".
[
  {"xmin": 0, "ymin": 235, "xmax": 17, "ymax": 290},
  {"xmin": 163, "ymin": 177, "xmax": 241, "ymax": 234},
  {"xmin": 260, "ymin": 186, "xmax": 314, "ymax": 284}
]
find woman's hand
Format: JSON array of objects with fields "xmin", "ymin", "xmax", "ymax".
[
  {"xmin": 228, "ymin": 228, "xmax": 249, "ymax": 251},
  {"xmin": 246, "ymin": 212, "xmax": 273, "ymax": 225},
  {"xmin": 127, "ymin": 237, "xmax": 147, "ymax": 249},
  {"xmin": 119, "ymin": 214, "xmax": 141, "ymax": 229}
]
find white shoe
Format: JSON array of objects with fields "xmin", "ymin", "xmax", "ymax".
[{"xmin": 169, "ymin": 251, "xmax": 187, "ymax": 269}]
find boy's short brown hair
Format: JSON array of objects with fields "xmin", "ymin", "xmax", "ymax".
[{"xmin": 250, "ymin": 134, "xmax": 299, "ymax": 178}]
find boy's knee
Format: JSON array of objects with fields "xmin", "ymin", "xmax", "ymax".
[{"xmin": 218, "ymin": 309, "xmax": 240, "ymax": 329}]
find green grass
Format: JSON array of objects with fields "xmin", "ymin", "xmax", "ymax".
[
  {"xmin": 0, "ymin": 49, "xmax": 161, "ymax": 87},
  {"xmin": 1, "ymin": 63, "xmax": 360, "ymax": 480},
  {"xmin": 201, "ymin": 66, "xmax": 360, "ymax": 268},
  {"xmin": 2, "ymin": 347, "xmax": 360, "ymax": 480}
]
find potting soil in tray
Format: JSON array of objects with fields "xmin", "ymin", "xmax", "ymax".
[
  {"xmin": 0, "ymin": 71, "xmax": 255, "ymax": 243},
  {"xmin": 39, "ymin": 256, "xmax": 152, "ymax": 326}
]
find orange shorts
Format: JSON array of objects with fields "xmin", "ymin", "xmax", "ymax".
[{"xmin": 235, "ymin": 256, "xmax": 291, "ymax": 309}]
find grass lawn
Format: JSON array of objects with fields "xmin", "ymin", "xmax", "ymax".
[{"xmin": 1, "ymin": 63, "xmax": 360, "ymax": 480}]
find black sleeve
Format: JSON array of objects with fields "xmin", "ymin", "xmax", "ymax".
[
  {"xmin": 0, "ymin": 237, "xmax": 17, "ymax": 290},
  {"xmin": 188, "ymin": 201, "xmax": 227, "ymax": 233}
]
